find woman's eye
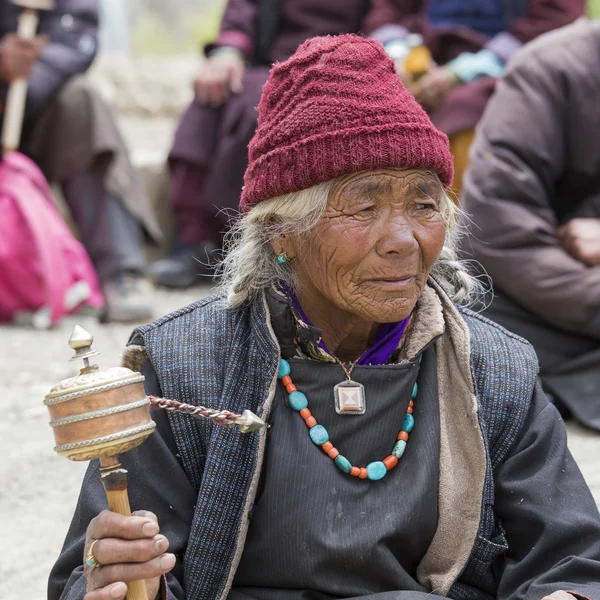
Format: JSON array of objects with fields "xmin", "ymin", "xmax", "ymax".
[
  {"xmin": 353, "ymin": 205, "xmax": 376, "ymax": 216},
  {"xmin": 416, "ymin": 202, "xmax": 436, "ymax": 211}
]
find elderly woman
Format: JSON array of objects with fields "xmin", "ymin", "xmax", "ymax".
[{"xmin": 49, "ymin": 36, "xmax": 600, "ymax": 600}]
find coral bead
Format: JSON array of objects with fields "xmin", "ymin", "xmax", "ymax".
[
  {"xmin": 328, "ymin": 447, "xmax": 340, "ymax": 459},
  {"xmin": 322, "ymin": 441, "xmax": 333, "ymax": 453},
  {"xmin": 383, "ymin": 455, "xmax": 398, "ymax": 470},
  {"xmin": 397, "ymin": 431, "xmax": 409, "ymax": 442},
  {"xmin": 305, "ymin": 416, "xmax": 317, "ymax": 428},
  {"xmin": 359, "ymin": 468, "xmax": 368, "ymax": 479},
  {"xmin": 350, "ymin": 467, "xmax": 361, "ymax": 477},
  {"xmin": 286, "ymin": 384, "xmax": 297, "ymax": 393},
  {"xmin": 281, "ymin": 376, "xmax": 292, "ymax": 387},
  {"xmin": 407, "ymin": 406, "xmax": 413, "ymax": 414},
  {"xmin": 299, "ymin": 408, "xmax": 311, "ymax": 420}
]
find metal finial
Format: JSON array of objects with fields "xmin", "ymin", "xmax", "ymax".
[{"xmin": 69, "ymin": 325, "xmax": 100, "ymax": 370}]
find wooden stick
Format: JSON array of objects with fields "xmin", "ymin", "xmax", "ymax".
[
  {"xmin": 100, "ymin": 456, "xmax": 148, "ymax": 600},
  {"xmin": 1, "ymin": 7, "xmax": 39, "ymax": 154}
]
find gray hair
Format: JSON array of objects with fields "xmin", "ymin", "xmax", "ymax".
[{"xmin": 218, "ymin": 174, "xmax": 483, "ymax": 308}]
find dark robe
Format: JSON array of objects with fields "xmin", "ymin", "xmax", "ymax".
[
  {"xmin": 168, "ymin": 0, "xmax": 370, "ymax": 245},
  {"xmin": 362, "ymin": 0, "xmax": 584, "ymax": 136},
  {"xmin": 459, "ymin": 19, "xmax": 600, "ymax": 429}
]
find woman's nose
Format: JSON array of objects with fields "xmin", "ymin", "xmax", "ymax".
[{"xmin": 375, "ymin": 215, "xmax": 418, "ymax": 256}]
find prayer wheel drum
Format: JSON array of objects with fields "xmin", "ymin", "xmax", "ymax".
[{"xmin": 44, "ymin": 326, "xmax": 155, "ymax": 461}]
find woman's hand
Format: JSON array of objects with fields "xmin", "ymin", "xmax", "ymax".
[
  {"xmin": 411, "ymin": 65, "xmax": 457, "ymax": 110},
  {"xmin": 558, "ymin": 218, "xmax": 600, "ymax": 266},
  {"xmin": 194, "ymin": 49, "xmax": 246, "ymax": 107},
  {"xmin": 83, "ymin": 509, "xmax": 176, "ymax": 600}
]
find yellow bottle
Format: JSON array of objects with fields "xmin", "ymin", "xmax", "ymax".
[{"xmin": 403, "ymin": 33, "xmax": 433, "ymax": 80}]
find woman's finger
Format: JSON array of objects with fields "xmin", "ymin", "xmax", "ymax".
[
  {"xmin": 92, "ymin": 553, "xmax": 176, "ymax": 588},
  {"xmin": 88, "ymin": 510, "xmax": 159, "ymax": 541},
  {"xmin": 131, "ymin": 510, "xmax": 158, "ymax": 523},
  {"xmin": 84, "ymin": 581, "xmax": 128, "ymax": 600},
  {"xmin": 93, "ymin": 534, "xmax": 169, "ymax": 566}
]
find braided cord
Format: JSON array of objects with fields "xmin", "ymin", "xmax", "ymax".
[{"xmin": 148, "ymin": 396, "xmax": 242, "ymax": 428}]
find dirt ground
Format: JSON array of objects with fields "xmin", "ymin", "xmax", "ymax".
[{"xmin": 2, "ymin": 285, "xmax": 599, "ymax": 600}]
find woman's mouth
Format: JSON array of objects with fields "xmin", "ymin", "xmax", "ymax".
[{"xmin": 364, "ymin": 276, "xmax": 416, "ymax": 289}]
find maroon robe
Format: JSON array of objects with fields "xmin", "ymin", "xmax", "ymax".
[
  {"xmin": 363, "ymin": 0, "xmax": 584, "ymax": 137},
  {"xmin": 169, "ymin": 0, "xmax": 369, "ymax": 245}
]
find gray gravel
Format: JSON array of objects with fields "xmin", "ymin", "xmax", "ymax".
[{"xmin": 1, "ymin": 286, "xmax": 598, "ymax": 600}]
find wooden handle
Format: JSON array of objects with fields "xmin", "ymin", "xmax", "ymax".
[
  {"xmin": 1, "ymin": 8, "xmax": 39, "ymax": 154},
  {"xmin": 100, "ymin": 457, "xmax": 149, "ymax": 600},
  {"xmin": 105, "ymin": 488, "xmax": 149, "ymax": 600}
]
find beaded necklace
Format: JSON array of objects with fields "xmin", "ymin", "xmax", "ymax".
[{"xmin": 277, "ymin": 358, "xmax": 418, "ymax": 481}]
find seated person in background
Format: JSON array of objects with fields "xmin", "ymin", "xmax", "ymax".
[
  {"xmin": 0, "ymin": 0, "xmax": 162, "ymax": 322},
  {"xmin": 364, "ymin": 0, "xmax": 584, "ymax": 192},
  {"xmin": 149, "ymin": 0, "xmax": 372, "ymax": 288},
  {"xmin": 460, "ymin": 18, "xmax": 600, "ymax": 430}
]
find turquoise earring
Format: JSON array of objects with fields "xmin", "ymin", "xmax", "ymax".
[{"xmin": 277, "ymin": 252, "xmax": 292, "ymax": 264}]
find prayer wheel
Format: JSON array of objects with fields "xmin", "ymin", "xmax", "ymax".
[
  {"xmin": 44, "ymin": 326, "xmax": 266, "ymax": 600},
  {"xmin": 45, "ymin": 325, "xmax": 154, "ymax": 600}
]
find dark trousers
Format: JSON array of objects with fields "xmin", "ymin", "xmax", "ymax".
[
  {"xmin": 168, "ymin": 68, "xmax": 270, "ymax": 245},
  {"xmin": 483, "ymin": 294, "xmax": 600, "ymax": 430},
  {"xmin": 61, "ymin": 164, "xmax": 145, "ymax": 282},
  {"xmin": 20, "ymin": 76, "xmax": 160, "ymax": 284},
  {"xmin": 169, "ymin": 160, "xmax": 226, "ymax": 247}
]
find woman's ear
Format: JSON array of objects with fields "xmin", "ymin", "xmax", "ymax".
[{"xmin": 266, "ymin": 215, "xmax": 289, "ymax": 256}]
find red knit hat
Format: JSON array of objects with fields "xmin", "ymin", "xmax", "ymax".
[{"xmin": 240, "ymin": 34, "xmax": 454, "ymax": 212}]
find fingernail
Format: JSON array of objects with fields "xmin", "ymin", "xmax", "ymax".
[
  {"xmin": 160, "ymin": 553, "xmax": 176, "ymax": 570},
  {"xmin": 142, "ymin": 521, "xmax": 159, "ymax": 536},
  {"xmin": 109, "ymin": 582, "xmax": 127, "ymax": 598},
  {"xmin": 154, "ymin": 535, "xmax": 169, "ymax": 553}
]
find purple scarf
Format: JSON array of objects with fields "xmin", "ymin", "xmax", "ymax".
[{"xmin": 285, "ymin": 289, "xmax": 411, "ymax": 366}]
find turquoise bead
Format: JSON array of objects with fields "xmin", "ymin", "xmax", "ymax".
[
  {"xmin": 278, "ymin": 359, "xmax": 291, "ymax": 379},
  {"xmin": 402, "ymin": 413, "xmax": 415, "ymax": 433},
  {"xmin": 392, "ymin": 440, "xmax": 407, "ymax": 459},
  {"xmin": 335, "ymin": 455, "xmax": 352, "ymax": 474},
  {"xmin": 288, "ymin": 391, "xmax": 308, "ymax": 411},
  {"xmin": 412, "ymin": 382, "xmax": 418, "ymax": 399},
  {"xmin": 366, "ymin": 461, "xmax": 387, "ymax": 481},
  {"xmin": 309, "ymin": 424, "xmax": 329, "ymax": 445}
]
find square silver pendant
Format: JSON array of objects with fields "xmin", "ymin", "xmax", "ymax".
[{"xmin": 334, "ymin": 380, "xmax": 366, "ymax": 415}]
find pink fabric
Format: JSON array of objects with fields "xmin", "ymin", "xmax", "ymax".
[
  {"xmin": 0, "ymin": 152, "xmax": 103, "ymax": 325},
  {"xmin": 240, "ymin": 34, "xmax": 453, "ymax": 212}
]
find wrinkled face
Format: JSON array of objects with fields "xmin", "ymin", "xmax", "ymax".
[{"xmin": 286, "ymin": 168, "xmax": 446, "ymax": 323}]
